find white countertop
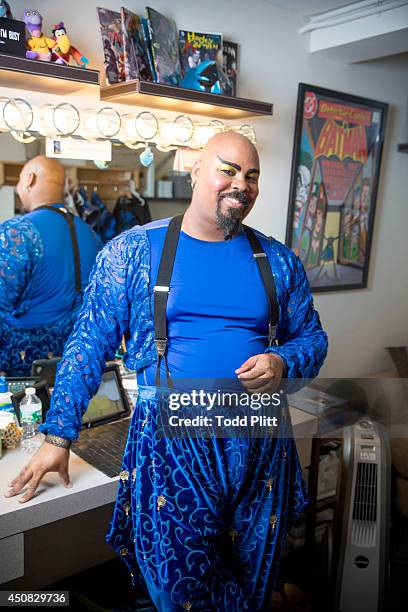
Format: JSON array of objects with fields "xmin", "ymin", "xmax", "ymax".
[{"xmin": 0, "ymin": 437, "xmax": 119, "ymax": 540}]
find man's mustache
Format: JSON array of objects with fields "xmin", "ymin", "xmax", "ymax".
[{"xmin": 218, "ymin": 191, "xmax": 249, "ymax": 206}]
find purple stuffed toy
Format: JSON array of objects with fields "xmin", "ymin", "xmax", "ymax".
[{"xmin": 24, "ymin": 9, "xmax": 54, "ymax": 61}]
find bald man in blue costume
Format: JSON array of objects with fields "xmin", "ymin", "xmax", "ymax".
[
  {"xmin": 0, "ymin": 155, "xmax": 101, "ymax": 376},
  {"xmin": 6, "ymin": 134, "xmax": 328, "ymax": 611}
]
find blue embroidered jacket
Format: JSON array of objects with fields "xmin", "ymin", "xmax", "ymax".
[
  {"xmin": 40, "ymin": 225, "xmax": 328, "ymax": 441},
  {"xmin": 0, "ymin": 217, "xmax": 44, "ymax": 325},
  {"xmin": 0, "ymin": 210, "xmax": 101, "ymax": 329}
]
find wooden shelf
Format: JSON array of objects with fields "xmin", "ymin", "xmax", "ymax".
[
  {"xmin": 398, "ymin": 143, "xmax": 408, "ymax": 153},
  {"xmin": 0, "ymin": 53, "xmax": 99, "ymax": 95},
  {"xmin": 100, "ymin": 79, "xmax": 273, "ymax": 119},
  {"xmin": 0, "ymin": 161, "xmax": 24, "ymax": 186}
]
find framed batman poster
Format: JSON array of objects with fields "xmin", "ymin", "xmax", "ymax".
[{"xmin": 286, "ymin": 83, "xmax": 388, "ymax": 292}]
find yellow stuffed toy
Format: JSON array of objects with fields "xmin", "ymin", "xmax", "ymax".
[{"xmin": 24, "ymin": 9, "xmax": 55, "ymax": 61}]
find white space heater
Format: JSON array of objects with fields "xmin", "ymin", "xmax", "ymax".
[{"xmin": 331, "ymin": 419, "xmax": 390, "ymax": 612}]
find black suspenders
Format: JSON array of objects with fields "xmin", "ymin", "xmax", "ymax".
[
  {"xmin": 243, "ymin": 225, "xmax": 279, "ymax": 348},
  {"xmin": 153, "ymin": 215, "xmax": 183, "ymax": 386},
  {"xmin": 153, "ymin": 215, "xmax": 279, "ymax": 387},
  {"xmin": 36, "ymin": 205, "xmax": 82, "ymax": 298}
]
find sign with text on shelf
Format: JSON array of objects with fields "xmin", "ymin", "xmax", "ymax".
[
  {"xmin": 46, "ymin": 137, "xmax": 112, "ymax": 162},
  {"xmin": 0, "ymin": 17, "xmax": 25, "ymax": 57}
]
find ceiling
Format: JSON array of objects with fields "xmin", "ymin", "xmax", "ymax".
[
  {"xmin": 266, "ymin": 0, "xmax": 357, "ymax": 17},
  {"xmin": 267, "ymin": 0, "xmax": 408, "ymax": 62}
]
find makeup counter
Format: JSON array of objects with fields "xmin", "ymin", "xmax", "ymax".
[{"xmin": 3, "ymin": 373, "xmax": 399, "ymax": 591}]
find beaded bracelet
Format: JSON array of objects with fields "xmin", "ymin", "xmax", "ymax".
[{"xmin": 44, "ymin": 434, "xmax": 72, "ymax": 449}]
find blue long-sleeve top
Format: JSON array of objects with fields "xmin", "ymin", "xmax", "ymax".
[
  {"xmin": 40, "ymin": 222, "xmax": 328, "ymax": 441},
  {"xmin": 0, "ymin": 205, "xmax": 102, "ymax": 329}
]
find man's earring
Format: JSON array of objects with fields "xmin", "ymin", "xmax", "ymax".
[
  {"xmin": 191, "ymin": 180, "xmax": 196, "ymax": 191},
  {"xmin": 24, "ymin": 186, "xmax": 31, "ymax": 193}
]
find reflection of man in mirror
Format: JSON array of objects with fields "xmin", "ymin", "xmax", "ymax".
[
  {"xmin": 6, "ymin": 135, "xmax": 327, "ymax": 611},
  {"xmin": 0, "ymin": 156, "xmax": 101, "ymax": 376}
]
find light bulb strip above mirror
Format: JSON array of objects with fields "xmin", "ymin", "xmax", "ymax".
[{"xmin": 0, "ymin": 97, "xmax": 256, "ymax": 150}]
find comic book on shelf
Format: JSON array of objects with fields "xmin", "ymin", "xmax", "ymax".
[
  {"xmin": 179, "ymin": 30, "xmax": 222, "ymax": 94},
  {"xmin": 141, "ymin": 16, "xmax": 156, "ymax": 82},
  {"xmin": 120, "ymin": 7, "xmax": 154, "ymax": 81},
  {"xmin": 221, "ymin": 40, "xmax": 238, "ymax": 97},
  {"xmin": 96, "ymin": 7, "xmax": 125, "ymax": 84},
  {"xmin": 145, "ymin": 6, "xmax": 181, "ymax": 85}
]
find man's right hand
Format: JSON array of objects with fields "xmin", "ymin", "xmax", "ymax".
[{"xmin": 4, "ymin": 442, "xmax": 72, "ymax": 503}]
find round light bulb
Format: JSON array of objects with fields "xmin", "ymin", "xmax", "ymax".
[
  {"xmin": 237, "ymin": 124, "xmax": 256, "ymax": 144},
  {"xmin": 173, "ymin": 115, "xmax": 194, "ymax": 144},
  {"xmin": 2, "ymin": 98, "xmax": 33, "ymax": 132},
  {"xmin": 36, "ymin": 103, "xmax": 79, "ymax": 137},
  {"xmin": 135, "ymin": 111, "xmax": 158, "ymax": 140},
  {"xmin": 53, "ymin": 103, "xmax": 80, "ymax": 135},
  {"xmin": 80, "ymin": 107, "xmax": 121, "ymax": 139},
  {"xmin": 209, "ymin": 120, "xmax": 225, "ymax": 134},
  {"xmin": 96, "ymin": 107, "xmax": 121, "ymax": 138}
]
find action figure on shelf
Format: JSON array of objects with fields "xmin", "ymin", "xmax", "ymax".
[
  {"xmin": 24, "ymin": 9, "xmax": 54, "ymax": 61},
  {"xmin": 51, "ymin": 22, "xmax": 89, "ymax": 68},
  {"xmin": 0, "ymin": 1, "xmax": 13, "ymax": 19}
]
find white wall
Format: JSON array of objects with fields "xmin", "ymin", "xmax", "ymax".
[
  {"xmin": 0, "ymin": 132, "xmax": 26, "ymax": 161},
  {"xmin": 6, "ymin": 0, "xmax": 408, "ymax": 376}
]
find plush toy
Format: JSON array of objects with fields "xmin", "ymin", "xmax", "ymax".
[
  {"xmin": 51, "ymin": 22, "xmax": 89, "ymax": 68},
  {"xmin": 0, "ymin": 1, "xmax": 13, "ymax": 19},
  {"xmin": 24, "ymin": 9, "xmax": 54, "ymax": 61}
]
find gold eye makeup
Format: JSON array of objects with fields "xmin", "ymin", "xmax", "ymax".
[
  {"xmin": 219, "ymin": 163, "xmax": 237, "ymax": 175},
  {"xmin": 216, "ymin": 155, "xmax": 241, "ymax": 171},
  {"xmin": 216, "ymin": 155, "xmax": 259, "ymax": 179}
]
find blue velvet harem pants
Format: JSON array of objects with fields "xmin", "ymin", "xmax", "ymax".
[{"xmin": 106, "ymin": 387, "xmax": 307, "ymax": 611}]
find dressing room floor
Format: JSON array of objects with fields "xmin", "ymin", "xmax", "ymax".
[{"xmin": 37, "ymin": 515, "xmax": 408, "ymax": 612}]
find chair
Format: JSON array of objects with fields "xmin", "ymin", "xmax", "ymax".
[{"xmin": 31, "ymin": 357, "xmax": 62, "ymax": 388}]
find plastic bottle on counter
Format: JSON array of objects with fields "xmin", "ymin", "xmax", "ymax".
[
  {"xmin": 20, "ymin": 388, "xmax": 42, "ymax": 452},
  {"xmin": 0, "ymin": 376, "xmax": 16, "ymax": 420}
]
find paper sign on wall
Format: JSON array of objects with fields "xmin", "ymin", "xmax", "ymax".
[{"xmin": 46, "ymin": 137, "xmax": 112, "ymax": 162}]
